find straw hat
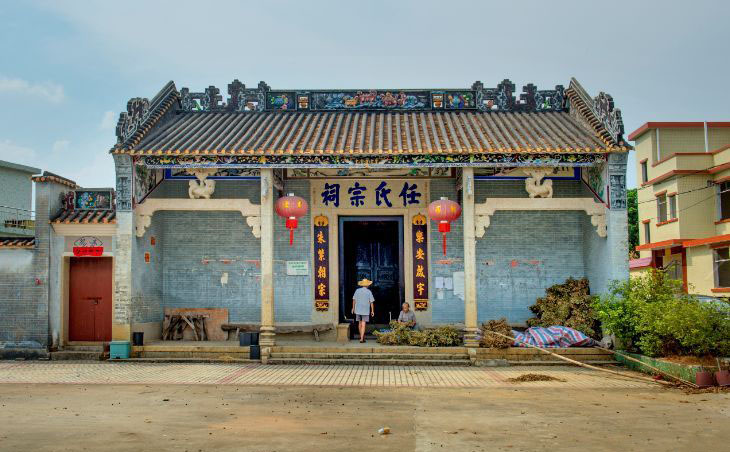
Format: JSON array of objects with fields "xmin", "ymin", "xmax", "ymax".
[{"xmin": 358, "ymin": 278, "xmax": 373, "ymax": 287}]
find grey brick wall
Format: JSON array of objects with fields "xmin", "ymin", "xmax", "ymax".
[
  {"xmin": 0, "ymin": 249, "xmax": 42, "ymax": 346},
  {"xmin": 473, "ymin": 179, "xmax": 594, "ymax": 325},
  {"xmin": 133, "ymin": 180, "xmax": 263, "ymax": 323},
  {"xmin": 132, "ymin": 213, "xmax": 164, "ymax": 323},
  {"xmin": 0, "ymin": 180, "xmax": 64, "ymax": 350},
  {"xmin": 430, "ymin": 179, "xmax": 465, "ymax": 324},
  {"xmin": 274, "ymin": 180, "xmax": 312, "ymax": 323}
]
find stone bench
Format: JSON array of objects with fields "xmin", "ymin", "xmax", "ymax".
[{"xmin": 221, "ymin": 323, "xmax": 334, "ymax": 341}]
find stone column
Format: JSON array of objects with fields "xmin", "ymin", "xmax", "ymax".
[
  {"xmin": 259, "ymin": 168, "xmax": 276, "ymax": 346},
  {"xmin": 461, "ymin": 167, "xmax": 479, "ymax": 347},
  {"xmin": 606, "ymin": 153, "xmax": 630, "ymax": 283},
  {"xmin": 112, "ymin": 154, "xmax": 133, "ymax": 341}
]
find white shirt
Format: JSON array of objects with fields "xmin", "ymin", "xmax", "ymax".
[{"xmin": 352, "ymin": 287, "xmax": 374, "ymax": 315}]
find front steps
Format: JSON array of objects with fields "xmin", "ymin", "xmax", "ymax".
[
  {"xmin": 129, "ymin": 343, "xmax": 256, "ymax": 363},
  {"xmin": 268, "ymin": 346, "xmax": 471, "ymax": 366},
  {"xmin": 51, "ymin": 345, "xmax": 105, "ymax": 361}
]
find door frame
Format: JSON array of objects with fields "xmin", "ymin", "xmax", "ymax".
[
  {"xmin": 337, "ymin": 215, "xmax": 405, "ymax": 323},
  {"xmin": 62, "ymin": 255, "xmax": 114, "ymax": 345}
]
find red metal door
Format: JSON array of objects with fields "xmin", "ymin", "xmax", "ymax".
[{"xmin": 69, "ymin": 257, "xmax": 112, "ymax": 341}]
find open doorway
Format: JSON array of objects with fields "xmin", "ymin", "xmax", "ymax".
[{"xmin": 338, "ymin": 216, "xmax": 404, "ymax": 328}]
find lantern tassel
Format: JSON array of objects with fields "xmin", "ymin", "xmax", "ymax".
[
  {"xmin": 289, "ymin": 229, "xmax": 293, "ymax": 246},
  {"xmin": 442, "ymin": 233, "xmax": 447, "ymax": 256}
]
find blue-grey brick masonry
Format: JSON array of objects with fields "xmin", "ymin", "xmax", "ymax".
[
  {"xmin": 471, "ymin": 179, "xmax": 615, "ymax": 325},
  {"xmin": 131, "ymin": 180, "xmax": 263, "ymax": 323},
  {"xmin": 430, "ymin": 179, "xmax": 465, "ymax": 324},
  {"xmin": 0, "ymin": 178, "xmax": 64, "ymax": 357},
  {"xmin": 274, "ymin": 179, "xmax": 312, "ymax": 323}
]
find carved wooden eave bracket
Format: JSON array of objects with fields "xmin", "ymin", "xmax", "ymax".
[
  {"xmin": 474, "ymin": 198, "xmax": 607, "ymax": 239},
  {"xmin": 133, "ymin": 198, "xmax": 261, "ymax": 238}
]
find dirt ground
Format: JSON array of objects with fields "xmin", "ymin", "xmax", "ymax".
[{"xmin": 0, "ymin": 383, "xmax": 728, "ymax": 451}]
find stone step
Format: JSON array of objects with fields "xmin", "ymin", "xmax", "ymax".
[
  {"xmin": 136, "ymin": 351, "xmax": 251, "ymax": 359},
  {"xmin": 270, "ymin": 352, "xmax": 469, "ymax": 360},
  {"xmin": 268, "ymin": 358, "xmax": 471, "ymax": 366},
  {"xmin": 272, "ymin": 346, "xmax": 468, "ymax": 355},
  {"xmin": 51, "ymin": 351, "xmax": 104, "ymax": 361},
  {"xmin": 505, "ymin": 360, "xmax": 620, "ymax": 366},
  {"xmin": 63, "ymin": 345, "xmax": 104, "ymax": 352},
  {"xmin": 113, "ymin": 357, "xmax": 259, "ymax": 364}
]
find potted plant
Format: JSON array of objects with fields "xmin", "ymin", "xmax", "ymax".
[{"xmin": 695, "ymin": 366, "xmax": 716, "ymax": 388}]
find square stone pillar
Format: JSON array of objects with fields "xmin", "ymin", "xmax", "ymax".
[
  {"xmin": 112, "ymin": 154, "xmax": 133, "ymax": 341},
  {"xmin": 461, "ymin": 167, "xmax": 479, "ymax": 347},
  {"xmin": 259, "ymin": 169, "xmax": 276, "ymax": 346}
]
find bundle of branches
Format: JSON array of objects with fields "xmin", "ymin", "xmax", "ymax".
[
  {"xmin": 373, "ymin": 321, "xmax": 412, "ymax": 345},
  {"xmin": 526, "ymin": 277, "xmax": 600, "ymax": 338},
  {"xmin": 480, "ymin": 317, "xmax": 514, "ymax": 348},
  {"xmin": 374, "ymin": 322, "xmax": 462, "ymax": 347}
]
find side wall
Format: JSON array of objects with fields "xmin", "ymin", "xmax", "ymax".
[
  {"xmin": 474, "ymin": 180, "xmax": 589, "ymax": 324},
  {"xmin": 135, "ymin": 180, "xmax": 263, "ymax": 324}
]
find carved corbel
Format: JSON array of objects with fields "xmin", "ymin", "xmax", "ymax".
[
  {"xmin": 135, "ymin": 213, "xmax": 152, "ymax": 238},
  {"xmin": 590, "ymin": 213, "xmax": 607, "ymax": 238},
  {"xmin": 475, "ymin": 214, "xmax": 491, "ymax": 238},
  {"xmin": 246, "ymin": 216, "xmax": 261, "ymax": 238},
  {"xmin": 524, "ymin": 168, "xmax": 553, "ymax": 198}
]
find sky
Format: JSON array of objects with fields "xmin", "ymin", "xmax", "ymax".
[{"xmin": 1, "ymin": 0, "xmax": 728, "ymax": 191}]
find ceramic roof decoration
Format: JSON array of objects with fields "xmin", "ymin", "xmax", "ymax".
[{"xmin": 110, "ymin": 78, "xmax": 630, "ymax": 160}]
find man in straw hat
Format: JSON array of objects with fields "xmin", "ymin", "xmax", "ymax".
[{"xmin": 351, "ymin": 278, "xmax": 375, "ymax": 343}]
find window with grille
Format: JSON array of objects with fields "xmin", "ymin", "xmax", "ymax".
[
  {"xmin": 641, "ymin": 161, "xmax": 648, "ymax": 183},
  {"xmin": 657, "ymin": 194, "xmax": 668, "ymax": 223},
  {"xmin": 715, "ymin": 247, "xmax": 730, "ymax": 287},
  {"xmin": 643, "ymin": 222, "xmax": 651, "ymax": 244},
  {"xmin": 719, "ymin": 182, "xmax": 730, "ymax": 220},
  {"xmin": 668, "ymin": 194, "xmax": 677, "ymax": 219}
]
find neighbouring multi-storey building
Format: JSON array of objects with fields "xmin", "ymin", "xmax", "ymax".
[
  {"xmin": 0, "ymin": 77, "xmax": 630, "ymax": 358},
  {"xmin": 630, "ymin": 122, "xmax": 730, "ymax": 298},
  {"xmin": 0, "ymin": 160, "xmax": 40, "ymax": 237}
]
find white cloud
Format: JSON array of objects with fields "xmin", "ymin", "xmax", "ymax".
[
  {"xmin": 0, "ymin": 77, "xmax": 65, "ymax": 103},
  {"xmin": 0, "ymin": 140, "xmax": 38, "ymax": 168},
  {"xmin": 52, "ymin": 139, "xmax": 70, "ymax": 153},
  {"xmin": 99, "ymin": 110, "xmax": 117, "ymax": 130}
]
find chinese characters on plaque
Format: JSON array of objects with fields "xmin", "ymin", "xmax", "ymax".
[
  {"xmin": 313, "ymin": 216, "xmax": 330, "ymax": 311},
  {"xmin": 412, "ymin": 214, "xmax": 429, "ymax": 311},
  {"xmin": 314, "ymin": 180, "xmax": 426, "ymax": 210}
]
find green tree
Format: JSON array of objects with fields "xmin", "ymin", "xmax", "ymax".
[{"xmin": 627, "ymin": 188, "xmax": 638, "ymax": 257}]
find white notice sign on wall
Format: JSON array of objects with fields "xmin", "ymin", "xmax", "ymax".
[
  {"xmin": 452, "ymin": 271, "xmax": 465, "ymax": 300},
  {"xmin": 286, "ymin": 261, "xmax": 309, "ymax": 276}
]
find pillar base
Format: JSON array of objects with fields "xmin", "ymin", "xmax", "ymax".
[
  {"xmin": 463, "ymin": 327, "xmax": 480, "ymax": 348},
  {"xmin": 259, "ymin": 326, "xmax": 276, "ymax": 346}
]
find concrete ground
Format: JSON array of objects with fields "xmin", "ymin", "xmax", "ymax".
[{"xmin": 0, "ymin": 363, "xmax": 728, "ymax": 451}]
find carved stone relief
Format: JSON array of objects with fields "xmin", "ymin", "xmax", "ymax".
[{"xmin": 524, "ymin": 168, "xmax": 554, "ymax": 198}]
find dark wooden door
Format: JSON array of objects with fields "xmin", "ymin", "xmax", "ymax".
[
  {"xmin": 69, "ymin": 257, "xmax": 112, "ymax": 342},
  {"xmin": 340, "ymin": 218, "xmax": 404, "ymax": 325}
]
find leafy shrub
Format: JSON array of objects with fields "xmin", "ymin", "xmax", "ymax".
[
  {"xmin": 374, "ymin": 321, "xmax": 462, "ymax": 347},
  {"xmin": 527, "ymin": 278, "xmax": 600, "ymax": 338},
  {"xmin": 594, "ymin": 269, "xmax": 730, "ymax": 357},
  {"xmin": 480, "ymin": 318, "xmax": 514, "ymax": 348}
]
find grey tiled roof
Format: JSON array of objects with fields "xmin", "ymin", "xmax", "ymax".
[{"xmin": 122, "ymin": 110, "xmax": 620, "ymax": 156}]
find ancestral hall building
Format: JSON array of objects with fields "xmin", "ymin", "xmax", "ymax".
[{"xmin": 0, "ymin": 78, "xmax": 630, "ymax": 353}]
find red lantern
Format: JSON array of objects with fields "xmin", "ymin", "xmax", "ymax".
[
  {"xmin": 428, "ymin": 197, "xmax": 462, "ymax": 256},
  {"xmin": 275, "ymin": 193, "xmax": 308, "ymax": 246}
]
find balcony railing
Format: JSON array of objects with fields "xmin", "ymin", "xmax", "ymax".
[{"xmin": 0, "ymin": 205, "xmax": 35, "ymax": 236}]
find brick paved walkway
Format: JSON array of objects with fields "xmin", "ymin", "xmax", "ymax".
[{"xmin": 0, "ymin": 361, "xmax": 650, "ymax": 388}]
